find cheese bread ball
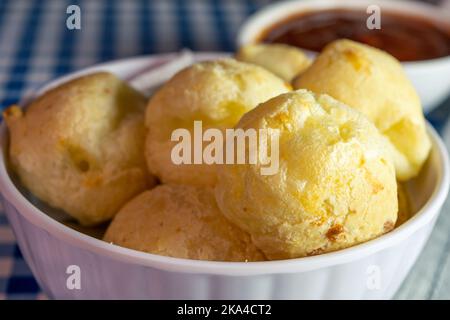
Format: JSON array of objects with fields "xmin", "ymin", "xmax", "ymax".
[
  {"xmin": 293, "ymin": 39, "xmax": 431, "ymax": 181},
  {"xmin": 215, "ymin": 90, "xmax": 398, "ymax": 259},
  {"xmin": 104, "ymin": 185, "xmax": 265, "ymax": 262},
  {"xmin": 236, "ymin": 44, "xmax": 311, "ymax": 82},
  {"xmin": 4, "ymin": 72, "xmax": 154, "ymax": 226},
  {"xmin": 145, "ymin": 59, "xmax": 291, "ymax": 186}
]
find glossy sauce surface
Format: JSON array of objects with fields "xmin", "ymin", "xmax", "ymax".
[{"xmin": 260, "ymin": 9, "xmax": 450, "ymax": 61}]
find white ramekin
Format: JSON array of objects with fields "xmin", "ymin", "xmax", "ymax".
[
  {"xmin": 0, "ymin": 54, "xmax": 448, "ymax": 299},
  {"xmin": 237, "ymin": 0, "xmax": 450, "ymax": 113}
]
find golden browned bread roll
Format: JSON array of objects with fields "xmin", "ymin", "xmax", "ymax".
[
  {"xmin": 4, "ymin": 72, "xmax": 155, "ymax": 226},
  {"xmin": 293, "ymin": 39, "xmax": 431, "ymax": 181},
  {"xmin": 236, "ymin": 43, "xmax": 311, "ymax": 82},
  {"xmin": 215, "ymin": 89, "xmax": 398, "ymax": 259},
  {"xmin": 145, "ymin": 59, "xmax": 291, "ymax": 187},
  {"xmin": 104, "ymin": 185, "xmax": 265, "ymax": 262}
]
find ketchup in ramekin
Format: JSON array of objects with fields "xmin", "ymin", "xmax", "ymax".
[{"xmin": 259, "ymin": 9, "xmax": 450, "ymax": 62}]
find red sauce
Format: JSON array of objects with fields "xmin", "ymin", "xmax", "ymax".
[{"xmin": 260, "ymin": 9, "xmax": 450, "ymax": 61}]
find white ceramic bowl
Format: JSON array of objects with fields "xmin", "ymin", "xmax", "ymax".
[
  {"xmin": 237, "ymin": 0, "xmax": 450, "ymax": 113},
  {"xmin": 0, "ymin": 54, "xmax": 449, "ymax": 299}
]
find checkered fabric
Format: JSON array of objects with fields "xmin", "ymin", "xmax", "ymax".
[
  {"xmin": 0, "ymin": 205, "xmax": 45, "ymax": 300},
  {"xmin": 0, "ymin": 0, "xmax": 449, "ymax": 300}
]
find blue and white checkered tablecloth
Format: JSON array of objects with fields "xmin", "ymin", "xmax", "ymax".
[{"xmin": 0, "ymin": 0, "xmax": 449, "ymax": 300}]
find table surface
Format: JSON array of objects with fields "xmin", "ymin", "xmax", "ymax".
[{"xmin": 0, "ymin": 0, "xmax": 449, "ymax": 300}]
